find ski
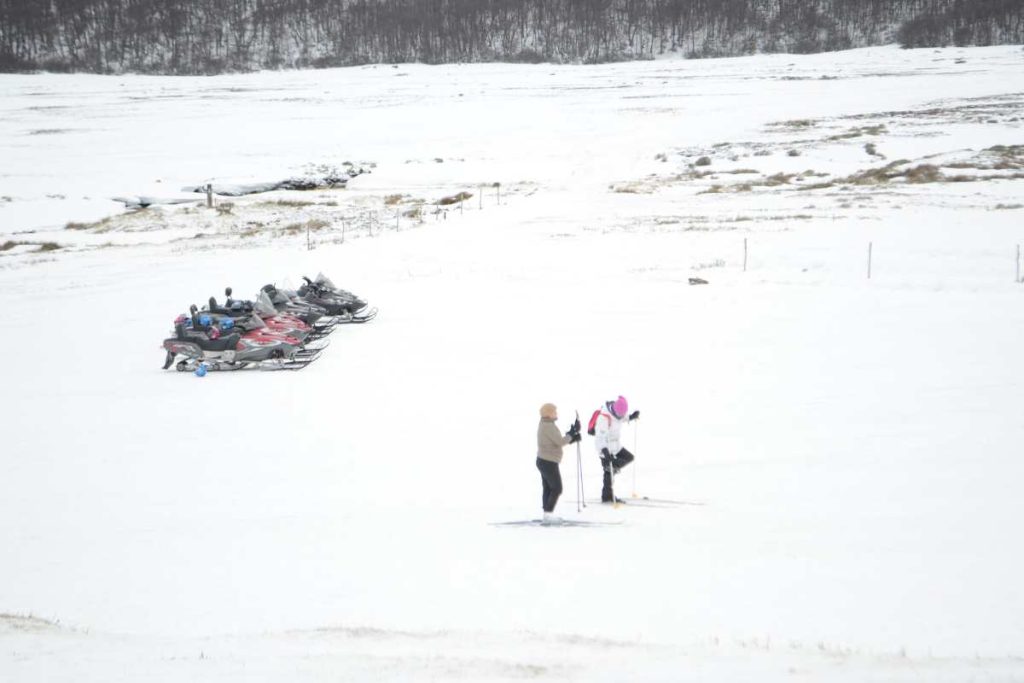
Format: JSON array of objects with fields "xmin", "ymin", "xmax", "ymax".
[
  {"xmin": 491, "ymin": 518, "xmax": 623, "ymax": 528},
  {"xmin": 586, "ymin": 497, "xmax": 704, "ymax": 508},
  {"xmin": 632, "ymin": 496, "xmax": 705, "ymax": 506}
]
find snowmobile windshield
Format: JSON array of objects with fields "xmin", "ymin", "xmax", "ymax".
[
  {"xmin": 249, "ymin": 313, "xmax": 267, "ymax": 329},
  {"xmin": 315, "ymin": 272, "xmax": 336, "ymax": 289},
  {"xmin": 256, "ymin": 291, "xmax": 277, "ymax": 316},
  {"xmin": 271, "ymin": 289, "xmax": 290, "ymax": 305}
]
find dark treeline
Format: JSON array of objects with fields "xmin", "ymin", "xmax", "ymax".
[{"xmin": 1, "ymin": 0, "xmax": 1021, "ymax": 74}]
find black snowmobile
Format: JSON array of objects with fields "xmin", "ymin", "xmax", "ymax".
[
  {"xmin": 295, "ymin": 273, "xmax": 378, "ymax": 323},
  {"xmin": 260, "ymin": 284, "xmax": 334, "ymax": 326}
]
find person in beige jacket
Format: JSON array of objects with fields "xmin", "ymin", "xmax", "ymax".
[{"xmin": 537, "ymin": 403, "xmax": 582, "ymax": 523}]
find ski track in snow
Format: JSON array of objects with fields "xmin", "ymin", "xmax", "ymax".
[{"xmin": 2, "ymin": 45, "xmax": 1024, "ymax": 681}]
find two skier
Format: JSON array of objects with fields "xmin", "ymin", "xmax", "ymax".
[{"xmin": 535, "ymin": 395, "xmax": 639, "ymax": 520}]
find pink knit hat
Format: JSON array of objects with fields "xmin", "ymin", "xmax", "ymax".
[{"xmin": 611, "ymin": 395, "xmax": 628, "ymax": 418}]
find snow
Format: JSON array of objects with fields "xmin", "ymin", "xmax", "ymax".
[{"xmin": 2, "ymin": 45, "xmax": 1024, "ymax": 680}]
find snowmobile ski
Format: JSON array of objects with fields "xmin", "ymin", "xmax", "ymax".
[{"xmin": 329, "ymin": 306, "xmax": 378, "ymax": 324}]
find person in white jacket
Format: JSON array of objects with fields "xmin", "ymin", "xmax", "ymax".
[{"xmin": 592, "ymin": 395, "xmax": 640, "ymax": 503}]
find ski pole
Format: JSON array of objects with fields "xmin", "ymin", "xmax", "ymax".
[
  {"xmin": 632, "ymin": 420, "xmax": 638, "ymax": 498},
  {"xmin": 575, "ymin": 410, "xmax": 585, "ymax": 511},
  {"xmin": 578, "ymin": 440, "xmax": 585, "ymax": 509},
  {"xmin": 575, "ymin": 442, "xmax": 581, "ymax": 513},
  {"xmin": 574, "ymin": 411, "xmax": 580, "ymax": 513}
]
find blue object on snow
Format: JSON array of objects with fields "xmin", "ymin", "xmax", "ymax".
[{"xmin": 195, "ymin": 363, "xmax": 208, "ymax": 377}]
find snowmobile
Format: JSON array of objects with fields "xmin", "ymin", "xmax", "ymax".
[
  {"xmin": 259, "ymin": 284, "xmax": 333, "ymax": 326},
  {"xmin": 296, "ymin": 273, "xmax": 378, "ymax": 323},
  {"xmin": 205, "ymin": 293, "xmax": 329, "ymax": 343},
  {"xmin": 161, "ymin": 308, "xmax": 321, "ymax": 372},
  {"xmin": 216, "ymin": 286, "xmax": 340, "ymax": 338},
  {"xmin": 188, "ymin": 304, "xmax": 330, "ymax": 354}
]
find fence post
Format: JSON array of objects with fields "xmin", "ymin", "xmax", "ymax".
[
  {"xmin": 205, "ymin": 183, "xmax": 213, "ymax": 208},
  {"xmin": 867, "ymin": 242, "xmax": 873, "ymax": 279}
]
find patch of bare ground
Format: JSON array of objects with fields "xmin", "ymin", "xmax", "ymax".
[
  {"xmin": 831, "ymin": 148, "xmax": 1024, "ymax": 187},
  {"xmin": 827, "ymin": 124, "xmax": 887, "ymax": 141},
  {"xmin": 698, "ymin": 171, "xmax": 806, "ymax": 193},
  {"xmin": 767, "ymin": 119, "xmax": 817, "ymax": 130},
  {"xmin": 438, "ymin": 191, "xmax": 473, "ymax": 205},
  {"xmin": 0, "ymin": 613, "xmax": 64, "ymax": 633},
  {"xmin": 65, "ymin": 209, "xmax": 166, "ymax": 233},
  {"xmin": 840, "ymin": 95, "xmax": 1024, "ymax": 126},
  {"xmin": 280, "ymin": 218, "xmax": 329, "ymax": 236},
  {"xmin": 256, "ymin": 199, "xmax": 317, "ymax": 208},
  {"xmin": 1, "ymin": 240, "xmax": 61, "ymax": 252}
]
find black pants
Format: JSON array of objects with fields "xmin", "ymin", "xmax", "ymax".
[
  {"xmin": 601, "ymin": 448, "xmax": 635, "ymax": 501},
  {"xmin": 536, "ymin": 458, "xmax": 563, "ymax": 513}
]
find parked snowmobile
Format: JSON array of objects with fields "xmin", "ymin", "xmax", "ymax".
[
  {"xmin": 259, "ymin": 284, "xmax": 338, "ymax": 325},
  {"xmin": 307, "ymin": 272, "xmax": 361, "ymax": 301},
  {"xmin": 296, "ymin": 273, "xmax": 377, "ymax": 323},
  {"xmin": 205, "ymin": 294, "xmax": 328, "ymax": 343},
  {"xmin": 161, "ymin": 307, "xmax": 321, "ymax": 372}
]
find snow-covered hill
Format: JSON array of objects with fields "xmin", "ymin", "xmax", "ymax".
[{"xmin": 1, "ymin": 45, "xmax": 1023, "ymax": 681}]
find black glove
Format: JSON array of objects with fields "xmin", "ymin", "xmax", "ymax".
[
  {"xmin": 565, "ymin": 425, "xmax": 579, "ymax": 440},
  {"xmin": 572, "ymin": 418, "xmax": 581, "ymax": 433},
  {"xmin": 568, "ymin": 431, "xmax": 582, "ymax": 444},
  {"xmin": 628, "ymin": 410, "xmax": 640, "ymax": 421}
]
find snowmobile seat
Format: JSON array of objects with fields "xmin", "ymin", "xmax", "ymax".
[
  {"xmin": 174, "ymin": 324, "xmax": 238, "ymax": 351},
  {"xmin": 195, "ymin": 332, "xmax": 240, "ymax": 351}
]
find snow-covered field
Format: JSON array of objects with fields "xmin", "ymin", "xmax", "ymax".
[{"xmin": 2, "ymin": 45, "xmax": 1024, "ymax": 681}]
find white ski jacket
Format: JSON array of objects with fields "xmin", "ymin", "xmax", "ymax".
[{"xmin": 593, "ymin": 405, "xmax": 626, "ymax": 456}]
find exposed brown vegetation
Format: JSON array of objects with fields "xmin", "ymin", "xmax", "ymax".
[{"xmin": 438, "ymin": 191, "xmax": 473, "ymax": 205}]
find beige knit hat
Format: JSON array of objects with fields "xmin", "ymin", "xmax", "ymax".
[{"xmin": 539, "ymin": 403, "xmax": 557, "ymax": 418}]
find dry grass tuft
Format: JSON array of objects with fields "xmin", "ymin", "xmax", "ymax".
[
  {"xmin": 1, "ymin": 240, "xmax": 60, "ymax": 252},
  {"xmin": 260, "ymin": 199, "xmax": 315, "ymax": 208},
  {"xmin": 769, "ymin": 119, "xmax": 816, "ymax": 129},
  {"xmin": 438, "ymin": 191, "xmax": 473, "ymax": 205},
  {"xmin": 282, "ymin": 218, "xmax": 330, "ymax": 235}
]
